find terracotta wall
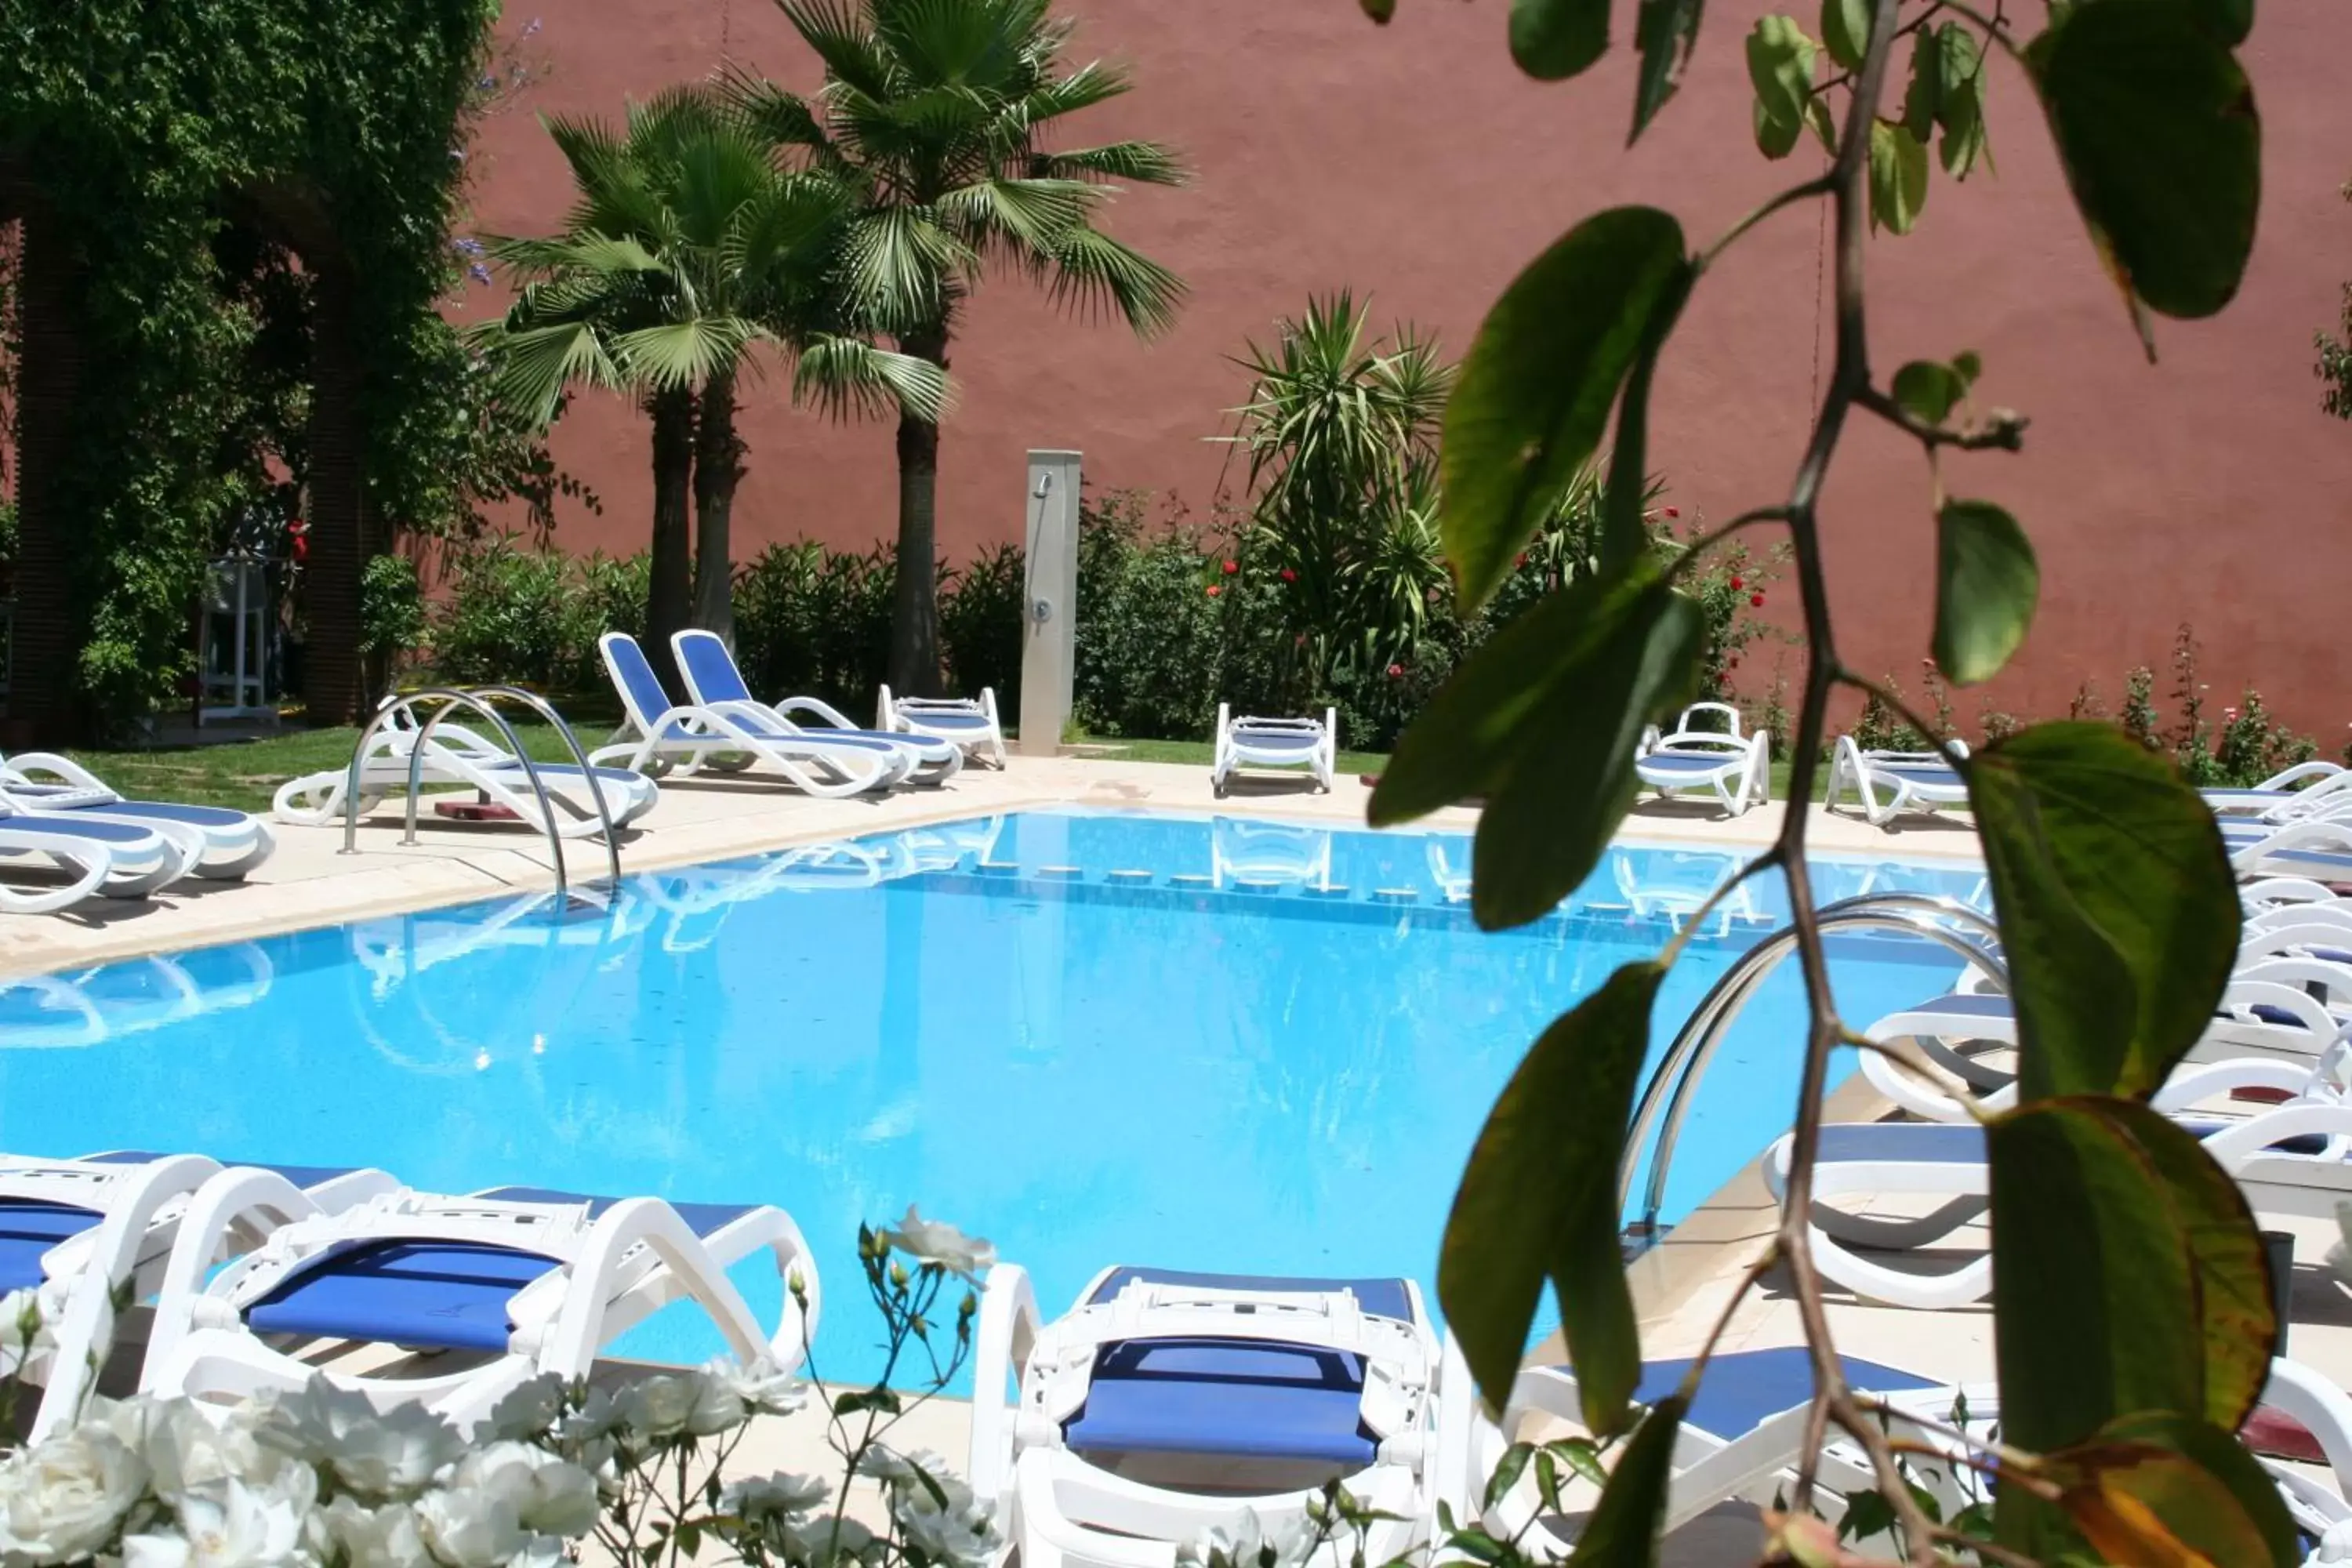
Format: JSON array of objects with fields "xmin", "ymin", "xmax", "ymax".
[{"xmin": 459, "ymin": 0, "xmax": 2352, "ymax": 731}]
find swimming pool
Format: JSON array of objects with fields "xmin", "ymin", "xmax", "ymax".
[{"xmin": 0, "ymin": 808, "xmax": 1980, "ymax": 1383}]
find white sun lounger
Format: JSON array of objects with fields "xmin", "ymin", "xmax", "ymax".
[
  {"xmin": 0, "ymin": 1150, "xmax": 397, "ymax": 1440},
  {"xmin": 144, "ymin": 1178, "xmax": 820, "ymax": 1429},
  {"xmin": 592, "ymin": 633, "xmax": 908, "ymax": 797},
  {"xmin": 1211, "ymin": 705, "xmax": 1338, "ymax": 797},
  {"xmin": 0, "ymin": 807, "xmax": 193, "ymax": 910},
  {"xmin": 1212, "ymin": 816, "xmax": 1334, "ymax": 888},
  {"xmin": 0, "ymin": 753, "xmax": 275, "ymax": 880},
  {"xmin": 1824, "ymin": 735, "xmax": 1973, "ymax": 826},
  {"xmin": 1445, "ymin": 1344, "xmax": 1991, "ymax": 1549},
  {"xmin": 274, "ymin": 699, "xmax": 657, "ymax": 837},
  {"xmin": 673, "ymin": 630, "xmax": 960, "ymax": 786},
  {"xmin": 2206, "ymin": 761, "xmax": 2352, "ymax": 820},
  {"xmin": 877, "ymin": 684, "xmax": 1008, "ymax": 770},
  {"xmin": 2228, "ymin": 814, "xmax": 2352, "ymax": 880},
  {"xmin": 969, "ymin": 1265, "xmax": 1439, "ymax": 1568},
  {"xmin": 1634, "ymin": 727, "xmax": 1770, "ymax": 817}
]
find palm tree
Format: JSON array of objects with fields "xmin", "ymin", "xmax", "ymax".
[
  {"xmin": 730, "ymin": 0, "xmax": 1186, "ymax": 694},
  {"xmin": 482, "ymin": 87, "xmax": 946, "ymax": 677}
]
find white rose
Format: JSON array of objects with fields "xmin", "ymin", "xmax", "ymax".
[
  {"xmin": 717, "ymin": 1472, "xmax": 828, "ymax": 1524},
  {"xmin": 0, "ymin": 1425, "xmax": 151, "ymax": 1564},
  {"xmin": 781, "ymin": 1513, "xmax": 877, "ymax": 1568},
  {"xmin": 701, "ymin": 1359, "xmax": 808, "ymax": 1417},
  {"xmin": 448, "ymin": 1443, "xmax": 600, "ymax": 1539},
  {"xmin": 852, "ymin": 1446, "xmax": 946, "ymax": 1487},
  {"xmin": 1181, "ymin": 1510, "xmax": 1316, "ymax": 1568},
  {"xmin": 0, "ymin": 1290, "xmax": 56, "ymax": 1367},
  {"xmin": 312, "ymin": 1496, "xmax": 434, "ymax": 1568},
  {"xmin": 411, "ymin": 1486, "xmax": 525, "ymax": 1568},
  {"xmin": 880, "ymin": 1208, "xmax": 995, "ymax": 1280},
  {"xmin": 124, "ymin": 1472, "xmax": 310, "ymax": 1568},
  {"xmin": 892, "ymin": 1479, "xmax": 995, "ymax": 1568},
  {"xmin": 479, "ymin": 1377, "xmax": 568, "ymax": 1444},
  {"xmin": 609, "ymin": 1374, "xmax": 701, "ymax": 1442},
  {"xmin": 118, "ymin": 1398, "xmax": 292, "ymax": 1505},
  {"xmin": 257, "ymin": 1382, "xmax": 464, "ymax": 1502}
]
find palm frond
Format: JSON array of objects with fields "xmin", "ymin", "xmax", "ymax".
[
  {"xmin": 839, "ymin": 206, "xmax": 967, "ymax": 328},
  {"xmin": 717, "ymin": 66, "xmax": 842, "ymax": 167},
  {"xmin": 1022, "ymin": 59, "xmax": 1133, "ymax": 125},
  {"xmin": 937, "ymin": 176, "xmax": 1095, "ymax": 253},
  {"xmin": 873, "ymin": 0, "xmax": 1045, "ymax": 89},
  {"xmin": 1028, "ymin": 140, "xmax": 1185, "ymax": 187},
  {"xmin": 487, "ymin": 231, "xmax": 668, "ymax": 280},
  {"xmin": 609, "ymin": 316, "xmax": 764, "ymax": 392},
  {"xmin": 482, "ymin": 321, "xmax": 626, "ymax": 424},
  {"xmin": 791, "ymin": 332, "xmax": 954, "ymax": 423},
  {"xmin": 779, "ymin": 0, "xmax": 898, "ymax": 100},
  {"xmin": 1044, "ymin": 225, "xmax": 1185, "ymax": 338}
]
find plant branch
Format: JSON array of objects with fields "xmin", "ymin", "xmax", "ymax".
[
  {"xmin": 1754, "ymin": 0, "xmax": 1948, "ymax": 1559},
  {"xmin": 1699, "ymin": 181, "xmax": 1836, "ymax": 273},
  {"xmin": 1835, "ymin": 669, "xmax": 1968, "ymax": 765},
  {"xmin": 1857, "ymin": 383, "xmax": 2029, "ymax": 451},
  {"xmin": 1664, "ymin": 506, "xmax": 1792, "ymax": 568},
  {"xmin": 1657, "ymin": 847, "xmax": 1784, "ymax": 967}
]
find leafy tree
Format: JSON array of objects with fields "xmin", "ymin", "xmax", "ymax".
[
  {"xmin": 483, "ymin": 86, "xmax": 945, "ymax": 678},
  {"xmin": 1361, "ymin": 0, "xmax": 2278, "ymax": 1561},
  {"xmin": 731, "ymin": 0, "xmax": 1186, "ymax": 694}
]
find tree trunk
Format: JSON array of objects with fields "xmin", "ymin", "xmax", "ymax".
[
  {"xmin": 887, "ymin": 328, "xmax": 949, "ymax": 696},
  {"xmin": 303, "ymin": 263, "xmax": 366, "ymax": 725},
  {"xmin": 644, "ymin": 386, "xmax": 696, "ymax": 698},
  {"xmin": 691, "ymin": 369, "xmax": 745, "ymax": 646}
]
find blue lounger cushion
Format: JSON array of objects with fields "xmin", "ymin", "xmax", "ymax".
[
  {"xmin": 245, "ymin": 1187, "xmax": 760, "ymax": 1355},
  {"xmin": 1232, "ymin": 731, "xmax": 1322, "ymax": 753},
  {"xmin": 1632, "ymin": 1348, "xmax": 1941, "ymax": 1441},
  {"xmin": 1639, "ymin": 753, "xmax": 1743, "ymax": 776},
  {"xmin": 673, "ymin": 633, "xmax": 943, "ymax": 755},
  {"xmin": 1874, "ymin": 764, "xmax": 1962, "ymax": 788},
  {"xmin": 1892, "ymin": 993, "xmax": 2014, "ymax": 1025},
  {"xmin": 8, "ymin": 795, "xmax": 250, "ymax": 831},
  {"xmin": 905, "ymin": 710, "xmax": 991, "ymax": 732},
  {"xmin": 1058, "ymin": 1268, "xmax": 1417, "ymax": 1468},
  {"xmin": 0, "ymin": 816, "xmax": 162, "ymax": 845},
  {"xmin": 1819, "ymin": 1120, "xmax": 2328, "ymax": 1167},
  {"xmin": 0, "ymin": 1203, "xmax": 104, "ymax": 1293}
]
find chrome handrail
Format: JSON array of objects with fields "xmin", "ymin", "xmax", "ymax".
[
  {"xmin": 338, "ymin": 686, "xmax": 621, "ymax": 901},
  {"xmin": 461, "ymin": 684, "xmax": 622, "ymax": 892},
  {"xmin": 1620, "ymin": 893, "xmax": 2006, "ymax": 1247}
]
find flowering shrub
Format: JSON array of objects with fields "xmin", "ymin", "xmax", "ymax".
[{"xmin": 0, "ymin": 1213, "xmax": 1000, "ymax": 1568}]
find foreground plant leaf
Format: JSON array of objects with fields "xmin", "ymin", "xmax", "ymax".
[
  {"xmin": 2049, "ymin": 1413, "xmax": 2297, "ymax": 1567},
  {"xmin": 1568, "ymin": 1393, "xmax": 1686, "ymax": 1562},
  {"xmin": 1746, "ymin": 15, "xmax": 1818, "ymax": 160},
  {"xmin": 1933, "ymin": 499, "xmax": 2037, "ymax": 684},
  {"xmin": 1867, "ymin": 118, "xmax": 1929, "ymax": 234},
  {"xmin": 1968, "ymin": 722, "xmax": 2238, "ymax": 1100},
  {"xmin": 1442, "ymin": 207, "xmax": 1688, "ymax": 609},
  {"xmin": 2034, "ymin": 0, "xmax": 2259, "ymax": 324},
  {"xmin": 1511, "ymin": 0, "xmax": 1613, "ymax": 81},
  {"xmin": 1372, "ymin": 563, "xmax": 1701, "ymax": 928},
  {"xmin": 1629, "ymin": 0, "xmax": 1704, "ymax": 143},
  {"xmin": 1989, "ymin": 1098, "xmax": 2280, "ymax": 1554},
  {"xmin": 1599, "ymin": 264, "xmax": 1693, "ymax": 572},
  {"xmin": 1439, "ymin": 964, "xmax": 1664, "ymax": 1426}
]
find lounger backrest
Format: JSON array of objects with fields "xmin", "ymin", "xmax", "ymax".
[
  {"xmin": 601, "ymin": 633, "xmax": 673, "ymax": 730},
  {"xmin": 673, "ymin": 630, "xmax": 757, "ymax": 706}
]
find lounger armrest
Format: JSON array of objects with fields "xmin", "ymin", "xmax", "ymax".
[
  {"xmin": 2258, "ymin": 1358, "xmax": 2352, "ymax": 1495},
  {"xmin": 2256, "ymin": 760, "xmax": 2350, "ymax": 793},
  {"xmin": 2151, "ymin": 1057, "xmax": 2318, "ymax": 1113},
  {"xmin": 541, "ymin": 1198, "xmax": 770, "ymax": 1374},
  {"xmin": 2200, "ymin": 1102, "xmax": 2352, "ymax": 1163},
  {"xmin": 136, "ymin": 1165, "xmax": 328, "ymax": 1410},
  {"xmin": 774, "ymin": 695, "xmax": 858, "ymax": 731},
  {"xmin": 4, "ymin": 752, "xmax": 115, "ymax": 797},
  {"xmin": 968, "ymin": 1263, "xmax": 1042, "ymax": 1506}
]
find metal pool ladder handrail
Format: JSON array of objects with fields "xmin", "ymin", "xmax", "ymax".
[
  {"xmin": 1618, "ymin": 892, "xmax": 2007, "ymax": 1252},
  {"xmin": 337, "ymin": 686, "xmax": 622, "ymax": 900}
]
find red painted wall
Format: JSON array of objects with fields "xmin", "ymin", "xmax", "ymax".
[{"xmin": 459, "ymin": 0, "xmax": 2352, "ymax": 732}]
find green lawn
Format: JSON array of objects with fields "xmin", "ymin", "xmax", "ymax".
[{"xmin": 1062, "ymin": 734, "xmax": 1395, "ymax": 778}]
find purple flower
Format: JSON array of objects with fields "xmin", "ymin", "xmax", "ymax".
[
  {"xmin": 521, "ymin": 16, "xmax": 543, "ymax": 35},
  {"xmin": 451, "ymin": 235, "xmax": 486, "ymax": 256},
  {"xmin": 477, "ymin": 73, "xmax": 499, "ymax": 90},
  {"xmin": 467, "ymin": 263, "xmax": 493, "ymax": 285}
]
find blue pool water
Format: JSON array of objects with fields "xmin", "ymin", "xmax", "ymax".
[{"xmin": 0, "ymin": 809, "xmax": 1980, "ymax": 1383}]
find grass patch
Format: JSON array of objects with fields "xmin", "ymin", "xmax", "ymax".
[{"xmin": 1063, "ymin": 734, "xmax": 1394, "ymax": 778}]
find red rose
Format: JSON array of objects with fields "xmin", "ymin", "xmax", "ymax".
[
  {"xmin": 1206, "ymin": 585, "xmax": 1221, "ymax": 598},
  {"xmin": 1729, "ymin": 656, "xmax": 1740, "ymax": 670},
  {"xmin": 1664, "ymin": 506, "xmax": 1680, "ymax": 518},
  {"xmin": 1221, "ymin": 559, "xmax": 1239, "ymax": 575},
  {"xmin": 1514, "ymin": 553, "xmax": 1529, "ymax": 569},
  {"xmin": 1387, "ymin": 663, "xmax": 1404, "ymax": 679},
  {"xmin": 1279, "ymin": 568, "xmax": 1298, "ymax": 583},
  {"xmin": 1729, "ymin": 576, "xmax": 1743, "ymax": 591},
  {"xmin": 1750, "ymin": 593, "xmax": 1765, "ymax": 608}
]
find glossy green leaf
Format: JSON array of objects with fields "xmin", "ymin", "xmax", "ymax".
[
  {"xmin": 1890, "ymin": 360, "xmax": 1964, "ymax": 425},
  {"xmin": 1629, "ymin": 0, "xmax": 1704, "ymax": 143},
  {"xmin": 1566, "ymin": 1394, "xmax": 1686, "ymax": 1564},
  {"xmin": 1360, "ymin": 0, "xmax": 1397, "ymax": 20},
  {"xmin": 1867, "ymin": 118, "xmax": 1929, "ymax": 234},
  {"xmin": 1933, "ymin": 499, "xmax": 2038, "ymax": 685},
  {"xmin": 1900, "ymin": 27, "xmax": 1940, "ymax": 140},
  {"xmin": 1511, "ymin": 0, "xmax": 1613, "ymax": 81},
  {"xmin": 1968, "ymin": 722, "xmax": 2239, "ymax": 1100},
  {"xmin": 1440, "ymin": 207, "xmax": 1687, "ymax": 609},
  {"xmin": 2053, "ymin": 1413, "xmax": 2296, "ymax": 1568},
  {"xmin": 1936, "ymin": 24, "xmax": 1991, "ymax": 178},
  {"xmin": 1439, "ymin": 963, "xmax": 1665, "ymax": 1425},
  {"xmin": 1599, "ymin": 264, "xmax": 1694, "ymax": 572},
  {"xmin": 1820, "ymin": 0, "xmax": 1870, "ymax": 71},
  {"xmin": 1952, "ymin": 348, "xmax": 1983, "ymax": 383},
  {"xmin": 1746, "ymin": 16, "xmax": 1817, "ymax": 160},
  {"xmin": 2036, "ymin": 0, "xmax": 2259, "ymax": 321}
]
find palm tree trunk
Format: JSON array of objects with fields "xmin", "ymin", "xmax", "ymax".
[
  {"xmin": 691, "ymin": 369, "xmax": 745, "ymax": 645},
  {"xmin": 645, "ymin": 386, "xmax": 695, "ymax": 696},
  {"xmin": 887, "ymin": 328, "xmax": 949, "ymax": 695}
]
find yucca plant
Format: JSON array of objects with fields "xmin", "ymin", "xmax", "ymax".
[
  {"xmin": 481, "ymin": 85, "xmax": 946, "ymax": 666},
  {"xmin": 729, "ymin": 0, "xmax": 1187, "ymax": 692}
]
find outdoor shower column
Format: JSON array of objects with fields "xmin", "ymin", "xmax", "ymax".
[{"xmin": 1018, "ymin": 450, "xmax": 1080, "ymax": 757}]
